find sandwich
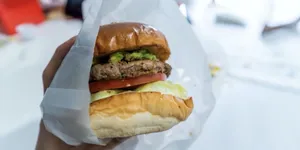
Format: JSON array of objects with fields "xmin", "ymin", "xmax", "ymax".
[{"xmin": 89, "ymin": 22, "xmax": 194, "ymax": 139}]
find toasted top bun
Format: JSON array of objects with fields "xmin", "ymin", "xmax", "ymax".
[
  {"xmin": 89, "ymin": 91, "xmax": 193, "ymax": 139},
  {"xmin": 94, "ymin": 22, "xmax": 171, "ymax": 62}
]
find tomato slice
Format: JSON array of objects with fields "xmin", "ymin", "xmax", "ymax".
[{"xmin": 89, "ymin": 73, "xmax": 167, "ymax": 93}]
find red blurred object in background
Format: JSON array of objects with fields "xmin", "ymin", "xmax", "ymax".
[{"xmin": 0, "ymin": 0, "xmax": 45, "ymax": 35}]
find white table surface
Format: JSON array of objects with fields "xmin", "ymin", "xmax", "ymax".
[
  {"xmin": 187, "ymin": 5, "xmax": 300, "ymax": 150},
  {"xmin": 0, "ymin": 20, "xmax": 81, "ymax": 149},
  {"xmin": 189, "ymin": 78, "xmax": 300, "ymax": 150}
]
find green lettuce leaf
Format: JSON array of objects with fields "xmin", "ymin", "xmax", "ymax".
[
  {"xmin": 91, "ymin": 81, "xmax": 188, "ymax": 102},
  {"xmin": 135, "ymin": 81, "xmax": 188, "ymax": 99},
  {"xmin": 91, "ymin": 90, "xmax": 123, "ymax": 102}
]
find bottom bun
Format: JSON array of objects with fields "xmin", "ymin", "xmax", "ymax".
[{"xmin": 89, "ymin": 91, "xmax": 193, "ymax": 139}]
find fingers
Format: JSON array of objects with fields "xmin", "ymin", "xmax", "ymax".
[
  {"xmin": 50, "ymin": 36, "xmax": 77, "ymax": 67},
  {"xmin": 43, "ymin": 36, "xmax": 76, "ymax": 92},
  {"xmin": 104, "ymin": 138, "xmax": 128, "ymax": 149},
  {"xmin": 36, "ymin": 121, "xmax": 71, "ymax": 150}
]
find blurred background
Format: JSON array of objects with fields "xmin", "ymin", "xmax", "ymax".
[{"xmin": 1, "ymin": 0, "xmax": 300, "ymax": 150}]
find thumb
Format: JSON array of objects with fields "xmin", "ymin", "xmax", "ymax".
[{"xmin": 43, "ymin": 36, "xmax": 76, "ymax": 91}]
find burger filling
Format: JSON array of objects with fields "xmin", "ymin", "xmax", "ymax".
[
  {"xmin": 91, "ymin": 49, "xmax": 171, "ymax": 80},
  {"xmin": 91, "ymin": 81, "xmax": 188, "ymax": 102},
  {"xmin": 90, "ymin": 49, "xmax": 186, "ymax": 101},
  {"xmin": 109, "ymin": 49, "xmax": 158, "ymax": 63},
  {"xmin": 91, "ymin": 60, "xmax": 171, "ymax": 80}
]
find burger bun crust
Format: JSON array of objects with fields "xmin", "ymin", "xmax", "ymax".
[
  {"xmin": 94, "ymin": 22, "xmax": 171, "ymax": 62},
  {"xmin": 89, "ymin": 91, "xmax": 193, "ymax": 138}
]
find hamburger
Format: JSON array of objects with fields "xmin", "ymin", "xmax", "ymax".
[{"xmin": 89, "ymin": 22, "xmax": 194, "ymax": 139}]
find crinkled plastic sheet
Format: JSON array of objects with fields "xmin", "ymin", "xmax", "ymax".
[{"xmin": 41, "ymin": 0, "xmax": 215, "ymax": 149}]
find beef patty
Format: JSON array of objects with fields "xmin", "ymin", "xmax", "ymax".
[{"xmin": 91, "ymin": 60, "xmax": 172, "ymax": 80}]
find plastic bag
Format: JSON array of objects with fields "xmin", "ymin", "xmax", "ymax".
[{"xmin": 40, "ymin": 0, "xmax": 215, "ymax": 149}]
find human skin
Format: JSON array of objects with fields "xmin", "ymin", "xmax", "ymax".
[{"xmin": 36, "ymin": 37, "xmax": 126, "ymax": 150}]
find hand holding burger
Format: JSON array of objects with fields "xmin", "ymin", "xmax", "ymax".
[
  {"xmin": 37, "ymin": 22, "xmax": 194, "ymax": 149},
  {"xmin": 37, "ymin": 37, "xmax": 127, "ymax": 150}
]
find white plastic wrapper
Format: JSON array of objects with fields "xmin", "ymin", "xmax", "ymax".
[{"xmin": 41, "ymin": 0, "xmax": 215, "ymax": 149}]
